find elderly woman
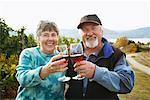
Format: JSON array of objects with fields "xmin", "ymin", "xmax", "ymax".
[{"xmin": 15, "ymin": 20, "xmax": 68, "ymax": 99}]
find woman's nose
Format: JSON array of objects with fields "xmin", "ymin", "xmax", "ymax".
[{"xmin": 47, "ymin": 36, "xmax": 53, "ymax": 40}]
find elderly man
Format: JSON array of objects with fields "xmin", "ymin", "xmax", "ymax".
[{"xmin": 65, "ymin": 14, "xmax": 135, "ymax": 99}]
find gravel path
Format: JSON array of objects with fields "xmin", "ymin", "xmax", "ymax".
[{"xmin": 126, "ymin": 53, "xmax": 150, "ymax": 75}]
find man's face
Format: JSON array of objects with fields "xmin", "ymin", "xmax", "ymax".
[{"xmin": 80, "ymin": 23, "xmax": 103, "ymax": 48}]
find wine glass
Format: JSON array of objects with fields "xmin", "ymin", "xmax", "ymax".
[
  {"xmin": 56, "ymin": 45, "xmax": 71, "ymax": 82},
  {"xmin": 70, "ymin": 43, "xmax": 85, "ymax": 80}
]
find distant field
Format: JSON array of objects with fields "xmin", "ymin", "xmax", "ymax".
[
  {"xmin": 132, "ymin": 52, "xmax": 150, "ymax": 67},
  {"xmin": 119, "ymin": 67, "xmax": 150, "ymax": 100}
]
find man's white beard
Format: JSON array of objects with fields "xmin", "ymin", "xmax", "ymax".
[{"xmin": 85, "ymin": 36, "xmax": 99, "ymax": 48}]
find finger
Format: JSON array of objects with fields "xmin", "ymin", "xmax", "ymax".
[
  {"xmin": 51, "ymin": 58, "xmax": 67, "ymax": 66},
  {"xmin": 78, "ymin": 60, "xmax": 88, "ymax": 65},
  {"xmin": 51, "ymin": 53, "xmax": 63, "ymax": 62},
  {"xmin": 55, "ymin": 62, "xmax": 68, "ymax": 69},
  {"xmin": 74, "ymin": 60, "xmax": 86, "ymax": 67},
  {"xmin": 73, "ymin": 62, "xmax": 81, "ymax": 68},
  {"xmin": 79, "ymin": 73, "xmax": 86, "ymax": 78},
  {"xmin": 78, "ymin": 69, "xmax": 86, "ymax": 73},
  {"xmin": 49, "ymin": 63, "xmax": 68, "ymax": 73},
  {"xmin": 74, "ymin": 65, "xmax": 86, "ymax": 71},
  {"xmin": 56, "ymin": 67, "xmax": 68, "ymax": 72}
]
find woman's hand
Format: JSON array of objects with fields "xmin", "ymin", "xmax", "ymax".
[
  {"xmin": 47, "ymin": 53, "xmax": 68, "ymax": 73},
  {"xmin": 40, "ymin": 53, "xmax": 68, "ymax": 79}
]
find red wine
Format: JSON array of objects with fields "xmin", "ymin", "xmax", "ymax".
[
  {"xmin": 70, "ymin": 54, "xmax": 84, "ymax": 63},
  {"xmin": 56, "ymin": 54, "xmax": 84, "ymax": 63}
]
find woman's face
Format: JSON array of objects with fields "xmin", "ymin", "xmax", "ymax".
[{"xmin": 38, "ymin": 30, "xmax": 59, "ymax": 54}]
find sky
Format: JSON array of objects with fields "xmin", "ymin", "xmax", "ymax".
[{"xmin": 0, "ymin": 0, "xmax": 150, "ymax": 34}]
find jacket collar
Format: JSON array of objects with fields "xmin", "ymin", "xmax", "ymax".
[{"xmin": 101, "ymin": 38, "xmax": 114, "ymax": 58}]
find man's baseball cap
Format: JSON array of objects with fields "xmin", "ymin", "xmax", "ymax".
[{"xmin": 77, "ymin": 14, "xmax": 102, "ymax": 29}]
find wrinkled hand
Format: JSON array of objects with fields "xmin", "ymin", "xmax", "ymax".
[
  {"xmin": 74, "ymin": 60, "xmax": 96, "ymax": 79},
  {"xmin": 47, "ymin": 53, "xmax": 68, "ymax": 73}
]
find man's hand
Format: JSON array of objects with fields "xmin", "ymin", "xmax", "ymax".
[{"xmin": 74, "ymin": 60, "xmax": 96, "ymax": 79}]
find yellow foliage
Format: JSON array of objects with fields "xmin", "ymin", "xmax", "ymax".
[
  {"xmin": 129, "ymin": 43, "xmax": 137, "ymax": 53},
  {"xmin": 114, "ymin": 37, "xmax": 129, "ymax": 48},
  {"xmin": 0, "ymin": 54, "xmax": 6, "ymax": 62},
  {"xmin": 121, "ymin": 43, "xmax": 137, "ymax": 53}
]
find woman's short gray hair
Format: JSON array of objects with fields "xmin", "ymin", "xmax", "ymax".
[{"xmin": 36, "ymin": 20, "xmax": 59, "ymax": 37}]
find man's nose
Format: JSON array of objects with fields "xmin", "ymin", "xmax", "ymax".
[{"xmin": 86, "ymin": 32, "xmax": 93, "ymax": 36}]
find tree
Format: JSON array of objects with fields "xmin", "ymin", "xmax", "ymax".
[
  {"xmin": 27, "ymin": 34, "xmax": 37, "ymax": 47},
  {"xmin": 59, "ymin": 36, "xmax": 80, "ymax": 46},
  {"xmin": 0, "ymin": 18, "xmax": 14, "ymax": 54},
  {"xmin": 16, "ymin": 27, "xmax": 26, "ymax": 51},
  {"xmin": 114, "ymin": 37, "xmax": 129, "ymax": 48}
]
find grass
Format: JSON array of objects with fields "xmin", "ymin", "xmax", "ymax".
[
  {"xmin": 132, "ymin": 52, "xmax": 150, "ymax": 67},
  {"xmin": 119, "ymin": 67, "xmax": 150, "ymax": 100}
]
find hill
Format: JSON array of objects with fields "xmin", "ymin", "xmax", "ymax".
[
  {"xmin": 9, "ymin": 27, "xmax": 150, "ymax": 39},
  {"xmin": 59, "ymin": 27, "xmax": 150, "ymax": 39},
  {"xmin": 103, "ymin": 27, "xmax": 150, "ymax": 39}
]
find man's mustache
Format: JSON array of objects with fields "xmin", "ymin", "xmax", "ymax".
[{"xmin": 86, "ymin": 36, "xmax": 97, "ymax": 40}]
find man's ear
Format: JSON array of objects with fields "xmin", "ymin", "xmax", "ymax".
[{"xmin": 100, "ymin": 26, "xmax": 103, "ymax": 33}]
